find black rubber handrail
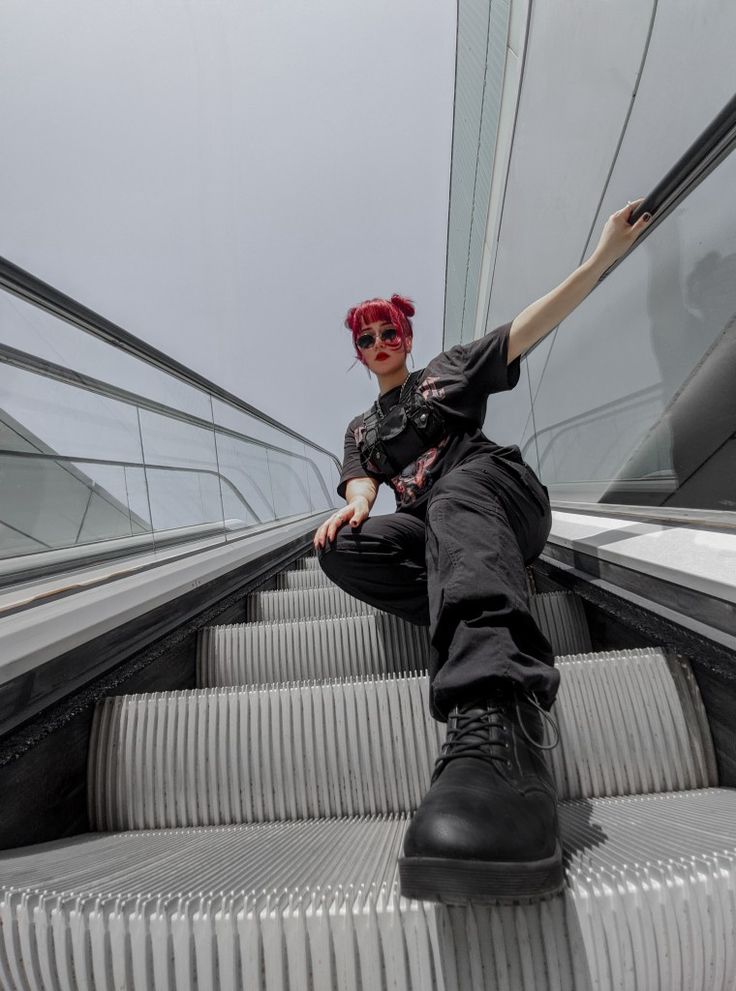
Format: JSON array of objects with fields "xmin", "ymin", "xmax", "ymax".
[
  {"xmin": 0, "ymin": 257, "xmax": 342, "ymax": 471},
  {"xmin": 600, "ymin": 91, "xmax": 736, "ymax": 279}
]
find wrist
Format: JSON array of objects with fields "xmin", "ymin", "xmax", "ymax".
[{"xmin": 585, "ymin": 251, "xmax": 614, "ymax": 281}]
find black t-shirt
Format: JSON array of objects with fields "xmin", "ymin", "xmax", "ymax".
[{"xmin": 337, "ymin": 321, "xmax": 522, "ymax": 511}]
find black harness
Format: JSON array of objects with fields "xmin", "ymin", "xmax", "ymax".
[{"xmin": 358, "ymin": 371, "xmax": 447, "ymax": 476}]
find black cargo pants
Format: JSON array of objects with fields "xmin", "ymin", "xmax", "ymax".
[{"xmin": 317, "ymin": 454, "xmax": 560, "ymax": 722}]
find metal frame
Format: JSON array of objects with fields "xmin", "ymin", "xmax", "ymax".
[{"xmin": 549, "ymin": 499, "xmax": 736, "ymax": 533}]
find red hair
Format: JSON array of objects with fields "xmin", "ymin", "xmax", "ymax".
[{"xmin": 344, "ymin": 294, "xmax": 415, "ymax": 364}]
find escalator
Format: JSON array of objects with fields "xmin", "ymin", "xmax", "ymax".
[
  {"xmin": 2, "ymin": 9, "xmax": 736, "ymax": 988},
  {"xmin": 0, "ymin": 555, "xmax": 732, "ymax": 990}
]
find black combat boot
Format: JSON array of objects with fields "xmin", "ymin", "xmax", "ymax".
[{"xmin": 399, "ymin": 686, "xmax": 563, "ymax": 904}]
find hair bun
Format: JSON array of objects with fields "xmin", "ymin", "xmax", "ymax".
[{"xmin": 389, "ymin": 294, "xmax": 415, "ymax": 318}]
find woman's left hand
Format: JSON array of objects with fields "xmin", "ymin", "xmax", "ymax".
[{"xmin": 591, "ymin": 197, "xmax": 653, "ymax": 270}]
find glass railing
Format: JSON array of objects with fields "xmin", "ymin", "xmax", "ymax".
[
  {"xmin": 0, "ymin": 264, "xmax": 341, "ymax": 583},
  {"xmin": 486, "ymin": 93, "xmax": 736, "ymax": 517}
]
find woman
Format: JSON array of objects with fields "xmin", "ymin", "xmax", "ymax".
[{"xmin": 315, "ymin": 199, "xmax": 653, "ymax": 905}]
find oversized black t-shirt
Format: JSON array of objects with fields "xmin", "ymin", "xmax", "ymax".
[{"xmin": 337, "ymin": 321, "xmax": 521, "ymax": 511}]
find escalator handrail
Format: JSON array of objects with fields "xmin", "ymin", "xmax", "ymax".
[
  {"xmin": 0, "ymin": 256, "xmax": 342, "ymax": 472},
  {"xmin": 0, "ymin": 341, "xmax": 335, "ymax": 508}
]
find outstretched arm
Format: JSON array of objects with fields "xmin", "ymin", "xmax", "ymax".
[{"xmin": 507, "ymin": 198, "xmax": 653, "ymax": 363}]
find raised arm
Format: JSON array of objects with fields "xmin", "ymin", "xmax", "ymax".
[{"xmin": 507, "ymin": 198, "xmax": 653, "ymax": 363}]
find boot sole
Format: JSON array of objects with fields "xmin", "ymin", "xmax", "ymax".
[{"xmin": 398, "ymin": 843, "xmax": 564, "ymax": 905}]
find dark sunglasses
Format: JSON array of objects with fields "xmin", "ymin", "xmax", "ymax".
[{"xmin": 356, "ymin": 327, "xmax": 399, "ymax": 350}]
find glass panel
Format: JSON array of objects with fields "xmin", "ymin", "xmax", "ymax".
[
  {"xmin": 0, "ymin": 289, "xmax": 342, "ymax": 575},
  {"xmin": 1, "ymin": 364, "xmax": 144, "ymax": 463},
  {"xmin": 0, "ymin": 292, "xmax": 213, "ymax": 420},
  {"xmin": 328, "ymin": 461, "xmax": 340, "ymax": 508},
  {"xmin": 482, "ymin": 359, "xmax": 539, "ymax": 473},
  {"xmin": 303, "ymin": 448, "xmax": 338, "ymax": 513},
  {"xmin": 0, "ymin": 455, "xmax": 152, "ymax": 560},
  {"xmin": 522, "ymin": 149, "xmax": 736, "ymax": 511},
  {"xmin": 138, "ymin": 408, "xmax": 225, "ymax": 536},
  {"xmin": 212, "ymin": 429, "xmax": 276, "ymax": 532},
  {"xmin": 267, "ymin": 449, "xmax": 313, "ymax": 519},
  {"xmin": 210, "ymin": 398, "xmax": 331, "ymax": 531}
]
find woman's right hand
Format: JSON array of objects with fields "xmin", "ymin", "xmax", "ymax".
[{"xmin": 313, "ymin": 496, "xmax": 371, "ymax": 550}]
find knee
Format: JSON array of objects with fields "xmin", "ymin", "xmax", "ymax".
[{"xmin": 316, "ymin": 526, "xmax": 356, "ymax": 575}]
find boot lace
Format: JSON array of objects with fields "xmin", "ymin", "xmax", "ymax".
[
  {"xmin": 431, "ymin": 690, "xmax": 560, "ymax": 784},
  {"xmin": 517, "ymin": 691, "xmax": 560, "ymax": 752}
]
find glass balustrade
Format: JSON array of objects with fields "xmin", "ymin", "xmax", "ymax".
[
  {"xmin": 484, "ymin": 141, "xmax": 736, "ymax": 515},
  {"xmin": 0, "ymin": 281, "xmax": 340, "ymax": 581}
]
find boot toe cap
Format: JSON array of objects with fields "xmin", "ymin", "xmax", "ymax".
[{"xmin": 403, "ymin": 765, "xmax": 558, "ymax": 863}]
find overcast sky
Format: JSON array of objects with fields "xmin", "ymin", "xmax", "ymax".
[{"xmin": 1, "ymin": 1, "xmax": 456, "ymax": 513}]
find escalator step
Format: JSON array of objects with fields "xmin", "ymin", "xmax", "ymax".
[
  {"xmin": 89, "ymin": 649, "xmax": 715, "ymax": 831},
  {"xmin": 250, "ymin": 574, "xmax": 538, "ymax": 616},
  {"xmin": 245, "ymin": 585, "xmax": 374, "ymax": 621},
  {"xmin": 274, "ymin": 567, "xmax": 538, "ymax": 599},
  {"xmin": 531, "ymin": 591, "xmax": 591, "ymax": 654},
  {"xmin": 275, "ymin": 568, "xmax": 336, "ymax": 589},
  {"xmin": 221, "ymin": 592, "xmax": 590, "ymax": 679},
  {"xmin": 198, "ymin": 613, "xmax": 430, "ymax": 686},
  {"xmin": 3, "ymin": 789, "xmax": 736, "ymax": 991}
]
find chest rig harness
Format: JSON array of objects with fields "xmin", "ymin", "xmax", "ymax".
[{"xmin": 358, "ymin": 369, "xmax": 448, "ymax": 476}]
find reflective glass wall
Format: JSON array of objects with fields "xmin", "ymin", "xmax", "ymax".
[
  {"xmin": 0, "ymin": 284, "xmax": 340, "ymax": 579},
  {"xmin": 484, "ymin": 149, "xmax": 736, "ymax": 512}
]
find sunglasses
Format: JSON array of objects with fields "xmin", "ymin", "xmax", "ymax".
[{"xmin": 356, "ymin": 327, "xmax": 399, "ymax": 350}]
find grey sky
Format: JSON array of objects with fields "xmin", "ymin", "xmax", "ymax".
[{"xmin": 1, "ymin": 1, "xmax": 456, "ymax": 513}]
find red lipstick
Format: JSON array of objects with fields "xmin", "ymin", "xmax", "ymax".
[{"xmin": 375, "ymin": 353, "xmax": 389, "ymax": 361}]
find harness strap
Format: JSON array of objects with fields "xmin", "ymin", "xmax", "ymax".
[{"xmin": 356, "ymin": 370, "xmax": 447, "ymax": 476}]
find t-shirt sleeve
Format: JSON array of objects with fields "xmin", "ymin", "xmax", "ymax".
[
  {"xmin": 441, "ymin": 321, "xmax": 520, "ymax": 397},
  {"xmin": 336, "ymin": 417, "xmax": 384, "ymax": 501}
]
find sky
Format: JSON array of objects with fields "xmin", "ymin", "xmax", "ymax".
[{"xmin": 1, "ymin": 0, "xmax": 456, "ymax": 514}]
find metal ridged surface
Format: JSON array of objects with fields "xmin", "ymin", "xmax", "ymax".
[
  {"xmin": 547, "ymin": 649, "xmax": 717, "ymax": 799},
  {"xmin": 207, "ymin": 592, "xmax": 589, "ymax": 686},
  {"xmin": 90, "ymin": 649, "xmax": 715, "ymax": 830},
  {"xmin": 245, "ymin": 586, "xmax": 374, "ymax": 622},
  {"xmin": 250, "ymin": 571, "xmax": 540, "ymax": 622},
  {"xmin": 277, "ymin": 567, "xmax": 538, "ymax": 597},
  {"xmin": 4, "ymin": 790, "xmax": 736, "ymax": 991},
  {"xmin": 274, "ymin": 558, "xmax": 536, "ymax": 596},
  {"xmin": 89, "ymin": 674, "xmax": 442, "ymax": 830},
  {"xmin": 275, "ymin": 569, "xmax": 337, "ymax": 590},
  {"xmin": 198, "ymin": 613, "xmax": 430, "ymax": 687},
  {"xmin": 530, "ymin": 591, "xmax": 592, "ymax": 655}
]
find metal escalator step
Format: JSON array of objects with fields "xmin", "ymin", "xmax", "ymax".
[
  {"xmin": 3, "ymin": 789, "xmax": 736, "ymax": 991},
  {"xmin": 274, "ymin": 567, "xmax": 541, "ymax": 598},
  {"xmin": 227, "ymin": 591, "xmax": 590, "ymax": 674},
  {"xmin": 245, "ymin": 585, "xmax": 374, "ymax": 621},
  {"xmin": 547, "ymin": 649, "xmax": 716, "ymax": 798},
  {"xmin": 275, "ymin": 569, "xmax": 336, "ymax": 589},
  {"xmin": 530, "ymin": 591, "xmax": 592, "ymax": 655},
  {"xmin": 198, "ymin": 613, "xmax": 430, "ymax": 686},
  {"xmin": 89, "ymin": 649, "xmax": 715, "ymax": 831},
  {"xmin": 89, "ymin": 673, "xmax": 441, "ymax": 830}
]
